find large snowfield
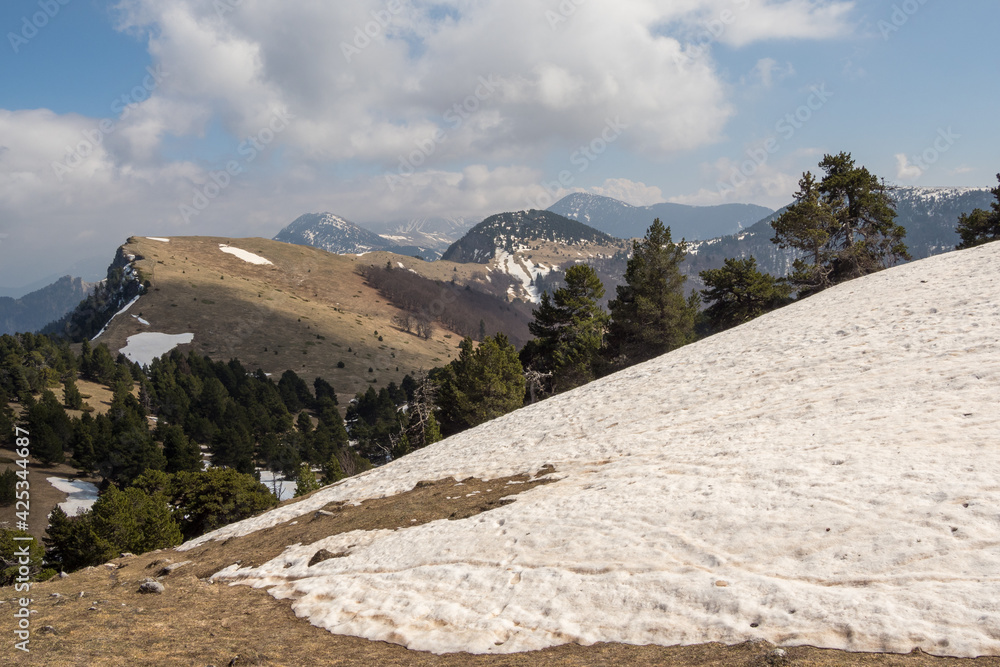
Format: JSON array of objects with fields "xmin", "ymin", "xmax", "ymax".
[{"xmin": 187, "ymin": 243, "xmax": 1000, "ymax": 658}]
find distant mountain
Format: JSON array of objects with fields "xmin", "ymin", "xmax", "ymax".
[
  {"xmin": 548, "ymin": 193, "xmax": 773, "ymax": 241},
  {"xmin": 441, "ymin": 209, "xmax": 619, "ymax": 264},
  {"xmin": 274, "ymin": 213, "xmax": 434, "ymax": 259},
  {"xmin": 683, "ymin": 186, "xmax": 996, "ymax": 282},
  {"xmin": 369, "ymin": 217, "xmax": 475, "ymax": 260},
  {"xmin": 0, "ymin": 275, "xmax": 93, "ymax": 335}
]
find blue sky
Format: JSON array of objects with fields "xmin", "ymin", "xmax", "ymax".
[{"xmin": 0, "ymin": 0, "xmax": 997, "ymax": 293}]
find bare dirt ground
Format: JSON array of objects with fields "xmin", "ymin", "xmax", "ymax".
[{"xmin": 1, "ymin": 472, "xmax": 997, "ymax": 667}]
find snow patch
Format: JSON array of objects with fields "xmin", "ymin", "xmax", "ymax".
[
  {"xmin": 259, "ymin": 471, "xmax": 296, "ymax": 501},
  {"xmin": 91, "ymin": 295, "xmax": 141, "ymax": 341},
  {"xmin": 219, "ymin": 245, "xmax": 273, "ymax": 265},
  {"xmin": 120, "ymin": 332, "xmax": 194, "ymax": 367},
  {"xmin": 131, "ymin": 314, "xmax": 150, "ymax": 326},
  {"xmin": 146, "ymin": 237, "xmax": 170, "ymax": 243},
  {"xmin": 47, "ymin": 477, "xmax": 99, "ymax": 517}
]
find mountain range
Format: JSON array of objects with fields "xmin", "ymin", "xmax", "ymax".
[
  {"xmin": 547, "ymin": 193, "xmax": 774, "ymax": 241},
  {"xmin": 684, "ymin": 186, "xmax": 996, "ymax": 282},
  {"xmin": 0, "ymin": 275, "xmax": 93, "ymax": 336},
  {"xmin": 11, "ymin": 187, "xmax": 994, "ymax": 340}
]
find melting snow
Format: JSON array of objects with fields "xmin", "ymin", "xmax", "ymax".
[
  {"xmin": 219, "ymin": 245, "xmax": 273, "ymax": 265},
  {"xmin": 494, "ymin": 250, "xmax": 545, "ymax": 303},
  {"xmin": 120, "ymin": 332, "xmax": 194, "ymax": 367},
  {"xmin": 91, "ymin": 295, "xmax": 141, "ymax": 341},
  {"xmin": 47, "ymin": 477, "xmax": 99, "ymax": 517},
  {"xmin": 189, "ymin": 244, "xmax": 1000, "ymax": 658},
  {"xmin": 259, "ymin": 471, "xmax": 296, "ymax": 502},
  {"xmin": 131, "ymin": 314, "xmax": 150, "ymax": 326},
  {"xmin": 146, "ymin": 237, "xmax": 171, "ymax": 243}
]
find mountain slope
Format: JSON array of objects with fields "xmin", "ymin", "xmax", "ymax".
[
  {"xmin": 197, "ymin": 243, "xmax": 1000, "ymax": 656},
  {"xmin": 85, "ymin": 236, "xmax": 532, "ymax": 398},
  {"xmin": 684, "ymin": 186, "xmax": 996, "ymax": 280},
  {"xmin": 0, "ymin": 275, "xmax": 93, "ymax": 335},
  {"xmin": 274, "ymin": 212, "xmax": 436, "ymax": 259},
  {"xmin": 6, "ymin": 242, "xmax": 1000, "ymax": 665},
  {"xmin": 371, "ymin": 216, "xmax": 475, "ymax": 260},
  {"xmin": 441, "ymin": 210, "xmax": 619, "ymax": 264},
  {"xmin": 549, "ymin": 193, "xmax": 773, "ymax": 241}
]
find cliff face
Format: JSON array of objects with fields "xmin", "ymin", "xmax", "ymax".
[{"xmin": 41, "ymin": 241, "xmax": 147, "ymax": 341}]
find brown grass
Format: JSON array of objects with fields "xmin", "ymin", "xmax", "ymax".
[
  {"xmin": 95, "ymin": 237, "xmax": 488, "ymax": 400},
  {"xmin": 0, "ymin": 446, "xmax": 99, "ymax": 541},
  {"xmin": 1, "ymin": 471, "xmax": 997, "ymax": 666}
]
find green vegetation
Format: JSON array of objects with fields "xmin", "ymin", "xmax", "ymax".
[
  {"xmin": 771, "ymin": 152, "xmax": 909, "ymax": 297},
  {"xmin": 604, "ymin": 219, "xmax": 699, "ymax": 369},
  {"xmin": 437, "ymin": 334, "xmax": 525, "ymax": 434},
  {"xmin": 522, "ymin": 264, "xmax": 608, "ymax": 395},
  {"xmin": 0, "ymin": 529, "xmax": 55, "ymax": 585},
  {"xmin": 699, "ymin": 257, "xmax": 793, "ymax": 333},
  {"xmin": 955, "ymin": 173, "xmax": 1000, "ymax": 249}
]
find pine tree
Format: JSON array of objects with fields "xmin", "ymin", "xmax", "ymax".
[
  {"xmin": 424, "ymin": 411, "xmax": 442, "ymax": 447},
  {"xmin": 527, "ymin": 264, "xmax": 608, "ymax": 393},
  {"xmin": 955, "ymin": 173, "xmax": 1000, "ymax": 249},
  {"xmin": 699, "ymin": 257, "xmax": 793, "ymax": 333},
  {"xmin": 161, "ymin": 424, "xmax": 203, "ymax": 473},
  {"xmin": 64, "ymin": 376, "xmax": 83, "ymax": 409},
  {"xmin": 294, "ymin": 463, "xmax": 320, "ymax": 497},
  {"xmin": 437, "ymin": 334, "xmax": 525, "ymax": 432},
  {"xmin": 604, "ymin": 219, "xmax": 698, "ymax": 369},
  {"xmin": 69, "ymin": 413, "xmax": 97, "ymax": 472},
  {"xmin": 27, "ymin": 390, "xmax": 72, "ymax": 466},
  {"xmin": 313, "ymin": 376, "xmax": 338, "ymax": 405},
  {"xmin": 772, "ymin": 152, "xmax": 909, "ymax": 296},
  {"xmin": 321, "ymin": 455, "xmax": 345, "ymax": 485}
]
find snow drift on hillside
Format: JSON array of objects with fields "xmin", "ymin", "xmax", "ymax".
[
  {"xmin": 219, "ymin": 244, "xmax": 273, "ymax": 265},
  {"xmin": 191, "ymin": 244, "xmax": 1000, "ymax": 658}
]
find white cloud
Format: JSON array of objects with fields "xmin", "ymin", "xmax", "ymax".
[
  {"xmin": 106, "ymin": 0, "xmax": 854, "ymax": 164},
  {"xmin": 669, "ymin": 155, "xmax": 803, "ymax": 209},
  {"xmin": 0, "ymin": 0, "xmax": 858, "ymax": 287},
  {"xmin": 895, "ymin": 153, "xmax": 923, "ymax": 181}
]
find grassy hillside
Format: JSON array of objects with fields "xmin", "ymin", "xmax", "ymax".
[{"xmin": 92, "ymin": 237, "xmax": 508, "ymax": 399}]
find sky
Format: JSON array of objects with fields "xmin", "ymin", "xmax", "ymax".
[{"xmin": 0, "ymin": 0, "xmax": 997, "ymax": 295}]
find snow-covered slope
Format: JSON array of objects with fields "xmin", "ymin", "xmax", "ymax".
[
  {"xmin": 187, "ymin": 243, "xmax": 1000, "ymax": 658},
  {"xmin": 274, "ymin": 213, "xmax": 393, "ymax": 255}
]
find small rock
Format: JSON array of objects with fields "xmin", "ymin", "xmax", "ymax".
[
  {"xmin": 77, "ymin": 592, "xmax": 86, "ymax": 598},
  {"xmin": 58, "ymin": 572, "xmax": 69, "ymax": 579},
  {"xmin": 308, "ymin": 549, "xmax": 343, "ymax": 566},
  {"xmin": 103, "ymin": 563, "xmax": 117, "ymax": 570},
  {"xmin": 120, "ymin": 552, "xmax": 135, "ymax": 559},
  {"xmin": 39, "ymin": 626, "xmax": 58, "ymax": 635},
  {"xmin": 138, "ymin": 579, "xmax": 165, "ymax": 595},
  {"xmin": 88, "ymin": 606, "xmax": 98, "ymax": 611},
  {"xmin": 715, "ymin": 580, "xmax": 729, "ymax": 587},
  {"xmin": 50, "ymin": 593, "xmax": 62, "ymax": 598},
  {"xmin": 766, "ymin": 648, "xmax": 789, "ymax": 665}
]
